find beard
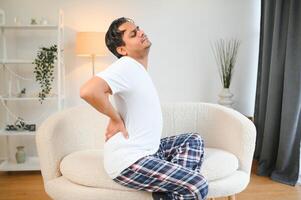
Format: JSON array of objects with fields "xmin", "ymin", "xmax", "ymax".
[{"xmin": 144, "ymin": 40, "xmax": 152, "ymax": 49}]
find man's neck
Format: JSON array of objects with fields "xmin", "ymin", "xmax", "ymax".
[
  {"xmin": 134, "ymin": 56, "xmax": 148, "ymax": 70},
  {"xmin": 128, "ymin": 49, "xmax": 149, "ymax": 70}
]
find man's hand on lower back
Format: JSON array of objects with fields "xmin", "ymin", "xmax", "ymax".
[{"xmin": 105, "ymin": 115, "xmax": 129, "ymax": 142}]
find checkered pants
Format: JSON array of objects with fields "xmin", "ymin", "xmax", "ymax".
[{"xmin": 113, "ymin": 133, "xmax": 208, "ymax": 200}]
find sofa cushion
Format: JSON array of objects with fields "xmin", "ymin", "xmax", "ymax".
[
  {"xmin": 60, "ymin": 148, "xmax": 239, "ymax": 189},
  {"xmin": 200, "ymin": 148, "xmax": 239, "ymax": 181},
  {"xmin": 59, "ymin": 149, "xmax": 136, "ymax": 191}
]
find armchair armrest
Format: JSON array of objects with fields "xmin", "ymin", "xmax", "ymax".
[
  {"xmin": 161, "ymin": 102, "xmax": 256, "ymax": 175},
  {"xmin": 36, "ymin": 105, "xmax": 107, "ymax": 183},
  {"xmin": 200, "ymin": 103, "xmax": 256, "ymax": 175}
]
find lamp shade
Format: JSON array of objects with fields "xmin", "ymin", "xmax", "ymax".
[{"xmin": 76, "ymin": 32, "xmax": 107, "ymax": 56}]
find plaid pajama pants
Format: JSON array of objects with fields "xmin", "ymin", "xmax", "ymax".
[{"xmin": 113, "ymin": 133, "xmax": 209, "ymax": 200}]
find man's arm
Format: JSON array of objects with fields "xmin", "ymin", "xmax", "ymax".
[
  {"xmin": 80, "ymin": 76, "xmax": 121, "ymax": 122},
  {"xmin": 80, "ymin": 76, "xmax": 129, "ymax": 141}
]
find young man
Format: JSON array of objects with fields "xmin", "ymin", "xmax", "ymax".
[{"xmin": 80, "ymin": 17, "xmax": 208, "ymax": 200}]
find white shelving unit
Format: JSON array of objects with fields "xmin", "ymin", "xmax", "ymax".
[
  {"xmin": 0, "ymin": 25, "xmax": 58, "ymax": 30},
  {"xmin": 0, "ymin": 10, "xmax": 65, "ymax": 171}
]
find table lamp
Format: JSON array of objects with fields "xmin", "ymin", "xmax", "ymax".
[{"xmin": 76, "ymin": 32, "xmax": 107, "ymax": 76}]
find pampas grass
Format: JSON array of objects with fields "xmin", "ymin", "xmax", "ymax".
[{"xmin": 211, "ymin": 38, "xmax": 241, "ymax": 88}]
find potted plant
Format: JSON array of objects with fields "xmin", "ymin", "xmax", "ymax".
[
  {"xmin": 33, "ymin": 44, "xmax": 57, "ymax": 104},
  {"xmin": 211, "ymin": 38, "xmax": 241, "ymax": 108}
]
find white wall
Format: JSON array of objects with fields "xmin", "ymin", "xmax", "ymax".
[{"xmin": 0, "ymin": 0, "xmax": 261, "ymax": 158}]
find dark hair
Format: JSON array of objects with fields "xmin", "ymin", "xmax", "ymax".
[{"xmin": 105, "ymin": 17, "xmax": 134, "ymax": 58}]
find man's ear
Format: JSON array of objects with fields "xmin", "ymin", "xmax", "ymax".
[{"xmin": 116, "ymin": 46, "xmax": 127, "ymax": 56}]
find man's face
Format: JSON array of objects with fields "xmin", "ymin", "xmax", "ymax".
[{"xmin": 117, "ymin": 21, "xmax": 151, "ymax": 57}]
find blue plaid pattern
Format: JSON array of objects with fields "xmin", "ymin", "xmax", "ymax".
[{"xmin": 113, "ymin": 133, "xmax": 208, "ymax": 200}]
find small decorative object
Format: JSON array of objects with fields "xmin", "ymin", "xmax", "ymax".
[
  {"xmin": 211, "ymin": 38, "xmax": 241, "ymax": 108},
  {"xmin": 15, "ymin": 146, "xmax": 26, "ymax": 164},
  {"xmin": 17, "ymin": 88, "xmax": 26, "ymax": 97},
  {"xmin": 30, "ymin": 18, "xmax": 38, "ymax": 25},
  {"xmin": 26, "ymin": 124, "xmax": 36, "ymax": 131},
  {"xmin": 5, "ymin": 125, "xmax": 17, "ymax": 131},
  {"xmin": 40, "ymin": 18, "xmax": 48, "ymax": 25},
  {"xmin": 14, "ymin": 117, "xmax": 26, "ymax": 131},
  {"xmin": 33, "ymin": 44, "xmax": 57, "ymax": 103},
  {"xmin": 5, "ymin": 117, "xmax": 36, "ymax": 132},
  {"xmin": 14, "ymin": 16, "xmax": 21, "ymax": 25}
]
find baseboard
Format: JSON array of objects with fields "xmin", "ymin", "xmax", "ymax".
[{"xmin": 298, "ymin": 175, "xmax": 301, "ymax": 185}]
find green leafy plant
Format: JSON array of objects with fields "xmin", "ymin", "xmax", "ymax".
[
  {"xmin": 33, "ymin": 44, "xmax": 57, "ymax": 104},
  {"xmin": 211, "ymin": 39, "xmax": 241, "ymax": 88}
]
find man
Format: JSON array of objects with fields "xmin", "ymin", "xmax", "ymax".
[{"xmin": 80, "ymin": 17, "xmax": 208, "ymax": 200}]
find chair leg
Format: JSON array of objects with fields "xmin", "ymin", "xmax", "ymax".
[{"xmin": 228, "ymin": 195, "xmax": 236, "ymax": 200}]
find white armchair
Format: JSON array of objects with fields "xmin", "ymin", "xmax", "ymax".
[{"xmin": 36, "ymin": 102, "xmax": 256, "ymax": 200}]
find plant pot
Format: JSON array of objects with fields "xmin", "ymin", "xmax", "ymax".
[{"xmin": 218, "ymin": 88, "xmax": 234, "ymax": 108}]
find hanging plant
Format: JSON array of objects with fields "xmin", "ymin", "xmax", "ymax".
[{"xmin": 33, "ymin": 44, "xmax": 57, "ymax": 104}]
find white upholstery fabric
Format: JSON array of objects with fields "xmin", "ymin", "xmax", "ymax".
[
  {"xmin": 46, "ymin": 176, "xmax": 152, "ymax": 200},
  {"xmin": 201, "ymin": 148, "xmax": 239, "ymax": 181},
  {"xmin": 36, "ymin": 102, "xmax": 256, "ymax": 199},
  {"xmin": 59, "ymin": 148, "xmax": 239, "ymax": 189}
]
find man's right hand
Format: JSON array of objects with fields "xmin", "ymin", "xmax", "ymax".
[
  {"xmin": 80, "ymin": 77, "xmax": 129, "ymax": 142},
  {"xmin": 105, "ymin": 116, "xmax": 129, "ymax": 142}
]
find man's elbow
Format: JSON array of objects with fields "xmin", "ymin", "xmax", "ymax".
[
  {"xmin": 80, "ymin": 87, "xmax": 90, "ymax": 100},
  {"xmin": 80, "ymin": 87, "xmax": 102, "ymax": 102}
]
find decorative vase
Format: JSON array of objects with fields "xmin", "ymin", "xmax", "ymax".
[
  {"xmin": 15, "ymin": 146, "xmax": 26, "ymax": 164},
  {"xmin": 218, "ymin": 88, "xmax": 234, "ymax": 108}
]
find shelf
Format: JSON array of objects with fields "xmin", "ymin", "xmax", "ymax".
[
  {"xmin": 1, "ymin": 59, "xmax": 60, "ymax": 65},
  {"xmin": 0, "ymin": 130, "xmax": 36, "ymax": 136},
  {"xmin": 0, "ymin": 156, "xmax": 40, "ymax": 171},
  {"xmin": 0, "ymin": 59, "xmax": 34, "ymax": 64},
  {"xmin": 0, "ymin": 10, "xmax": 64, "ymax": 172},
  {"xmin": 0, "ymin": 25, "xmax": 58, "ymax": 30},
  {"xmin": 0, "ymin": 94, "xmax": 64, "ymax": 101}
]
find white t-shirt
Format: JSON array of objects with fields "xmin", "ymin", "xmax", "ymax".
[{"xmin": 95, "ymin": 56, "xmax": 163, "ymax": 179}]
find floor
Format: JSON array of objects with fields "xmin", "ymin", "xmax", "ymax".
[{"xmin": 0, "ymin": 162, "xmax": 300, "ymax": 200}]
